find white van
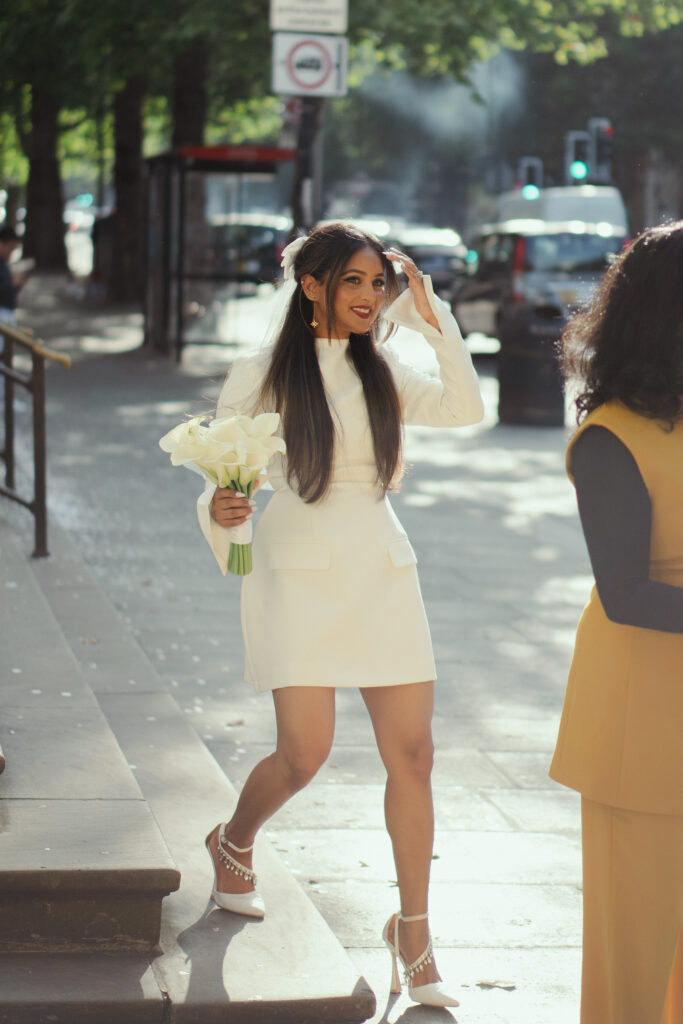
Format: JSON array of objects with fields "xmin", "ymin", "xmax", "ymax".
[{"xmin": 496, "ymin": 185, "xmax": 628, "ymax": 233}]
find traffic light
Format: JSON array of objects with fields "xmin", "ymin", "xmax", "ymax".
[
  {"xmin": 516, "ymin": 156, "xmax": 543, "ymax": 198},
  {"xmin": 596, "ymin": 129, "xmax": 613, "ymax": 164},
  {"xmin": 570, "ymin": 138, "xmax": 589, "ymax": 180},
  {"xmin": 588, "ymin": 117, "xmax": 614, "ymax": 183},
  {"xmin": 565, "ymin": 131, "xmax": 591, "ymax": 184}
]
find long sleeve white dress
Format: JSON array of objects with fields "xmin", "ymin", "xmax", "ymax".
[{"xmin": 197, "ymin": 277, "xmax": 483, "ymax": 693}]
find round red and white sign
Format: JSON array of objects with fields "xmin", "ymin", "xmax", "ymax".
[
  {"xmin": 272, "ymin": 32, "xmax": 348, "ymax": 98},
  {"xmin": 286, "ymin": 39, "xmax": 333, "ymax": 90}
]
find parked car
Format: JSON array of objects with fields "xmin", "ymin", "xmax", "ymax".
[
  {"xmin": 317, "ymin": 218, "xmax": 467, "ymax": 298},
  {"xmin": 207, "ymin": 213, "xmax": 292, "ymax": 284},
  {"xmin": 387, "ymin": 224, "xmax": 468, "ymax": 298},
  {"xmin": 450, "ymin": 218, "xmax": 628, "ymax": 341}
]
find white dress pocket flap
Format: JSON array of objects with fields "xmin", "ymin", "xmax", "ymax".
[
  {"xmin": 268, "ymin": 542, "xmax": 331, "ymax": 570},
  {"xmin": 388, "ymin": 537, "xmax": 417, "ymax": 568}
]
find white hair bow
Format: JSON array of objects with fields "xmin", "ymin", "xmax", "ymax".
[{"xmin": 280, "ymin": 235, "xmax": 307, "ymax": 281}]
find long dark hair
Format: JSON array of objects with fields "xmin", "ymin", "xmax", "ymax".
[
  {"xmin": 561, "ymin": 220, "xmax": 683, "ymax": 424},
  {"xmin": 260, "ymin": 222, "xmax": 402, "ymax": 502}
]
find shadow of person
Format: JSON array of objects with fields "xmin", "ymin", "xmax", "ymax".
[
  {"xmin": 175, "ymin": 899, "xmax": 259, "ymax": 1008},
  {"xmin": 376, "ymin": 991, "xmax": 458, "ymax": 1024}
]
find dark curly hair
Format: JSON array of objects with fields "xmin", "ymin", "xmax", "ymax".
[{"xmin": 561, "ymin": 220, "xmax": 683, "ymax": 424}]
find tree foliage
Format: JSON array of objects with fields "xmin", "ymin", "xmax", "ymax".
[
  {"xmin": 0, "ymin": 0, "xmax": 681, "ymax": 272},
  {"xmin": 349, "ymin": 0, "xmax": 682, "ymax": 76}
]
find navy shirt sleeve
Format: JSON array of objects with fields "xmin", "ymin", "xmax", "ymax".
[{"xmin": 570, "ymin": 425, "xmax": 683, "ymax": 632}]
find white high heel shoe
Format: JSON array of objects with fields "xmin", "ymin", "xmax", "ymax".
[
  {"xmin": 205, "ymin": 823, "xmax": 265, "ymax": 919},
  {"xmin": 382, "ymin": 911, "xmax": 460, "ymax": 1007}
]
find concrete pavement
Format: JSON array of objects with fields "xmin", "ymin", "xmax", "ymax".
[{"xmin": 0, "ymin": 275, "xmax": 592, "ymax": 1022}]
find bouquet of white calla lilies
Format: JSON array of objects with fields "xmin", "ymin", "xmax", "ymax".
[{"xmin": 159, "ymin": 412, "xmax": 286, "ymax": 575}]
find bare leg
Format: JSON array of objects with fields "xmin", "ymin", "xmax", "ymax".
[
  {"xmin": 207, "ymin": 686, "xmax": 335, "ymax": 894},
  {"xmin": 361, "ymin": 680, "xmax": 441, "ymax": 985}
]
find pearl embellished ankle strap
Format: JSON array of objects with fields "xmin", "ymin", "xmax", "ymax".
[
  {"xmin": 217, "ymin": 824, "xmax": 257, "ymax": 884},
  {"xmin": 397, "ymin": 912, "xmax": 433, "ymax": 981},
  {"xmin": 225, "ymin": 837, "xmax": 254, "ymax": 854}
]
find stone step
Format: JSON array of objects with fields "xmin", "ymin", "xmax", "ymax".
[
  {"xmin": 0, "ymin": 801, "xmax": 179, "ymax": 955},
  {"xmin": 0, "ymin": 516, "xmax": 180, "ymax": 953},
  {"xmin": 0, "ymin": 515, "xmax": 376, "ymax": 1022},
  {"xmin": 0, "ymin": 954, "xmax": 166, "ymax": 1024}
]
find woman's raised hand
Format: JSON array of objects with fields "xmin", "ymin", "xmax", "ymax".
[{"xmin": 384, "ymin": 248, "xmax": 440, "ymax": 331}]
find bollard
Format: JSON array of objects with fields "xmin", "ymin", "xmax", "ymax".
[{"xmin": 497, "ymin": 305, "xmax": 566, "ymax": 427}]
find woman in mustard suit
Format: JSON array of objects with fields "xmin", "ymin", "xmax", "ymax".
[{"xmin": 550, "ymin": 221, "xmax": 683, "ymax": 1024}]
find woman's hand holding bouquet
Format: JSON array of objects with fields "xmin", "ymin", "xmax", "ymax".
[{"xmin": 159, "ymin": 412, "xmax": 286, "ymax": 575}]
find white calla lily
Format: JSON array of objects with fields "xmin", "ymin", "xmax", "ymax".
[
  {"xmin": 160, "ymin": 410, "xmax": 286, "ymax": 575},
  {"xmin": 206, "ymin": 416, "xmax": 249, "ymax": 445},
  {"xmin": 245, "ymin": 412, "xmax": 282, "ymax": 438}
]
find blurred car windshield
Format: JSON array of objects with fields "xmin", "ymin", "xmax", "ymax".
[{"xmin": 522, "ymin": 232, "xmax": 624, "ymax": 273}]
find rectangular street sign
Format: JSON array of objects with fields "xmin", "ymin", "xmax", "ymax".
[
  {"xmin": 270, "ymin": 0, "xmax": 348, "ymax": 34},
  {"xmin": 272, "ymin": 32, "xmax": 348, "ymax": 97}
]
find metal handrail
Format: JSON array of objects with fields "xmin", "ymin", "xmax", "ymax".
[{"xmin": 0, "ymin": 321, "xmax": 71, "ymax": 557}]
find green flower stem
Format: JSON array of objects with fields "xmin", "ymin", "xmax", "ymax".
[
  {"xmin": 226, "ymin": 479, "xmax": 257, "ymax": 575},
  {"xmin": 228, "ymin": 543, "xmax": 253, "ymax": 576}
]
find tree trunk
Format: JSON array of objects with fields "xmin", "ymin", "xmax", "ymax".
[
  {"xmin": 23, "ymin": 86, "xmax": 67, "ymax": 270},
  {"xmin": 171, "ymin": 38, "xmax": 208, "ymax": 148},
  {"xmin": 110, "ymin": 74, "xmax": 145, "ymax": 303},
  {"xmin": 171, "ymin": 39, "xmax": 209, "ymax": 321}
]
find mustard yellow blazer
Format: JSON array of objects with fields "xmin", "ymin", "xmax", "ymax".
[{"xmin": 550, "ymin": 400, "xmax": 683, "ymax": 814}]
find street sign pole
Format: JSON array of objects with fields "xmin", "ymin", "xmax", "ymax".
[{"xmin": 270, "ymin": 3, "xmax": 348, "ymax": 230}]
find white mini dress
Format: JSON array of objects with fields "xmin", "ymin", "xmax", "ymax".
[{"xmin": 197, "ymin": 279, "xmax": 483, "ymax": 693}]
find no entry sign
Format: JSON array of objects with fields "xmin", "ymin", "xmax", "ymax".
[{"xmin": 272, "ymin": 32, "xmax": 348, "ymax": 97}]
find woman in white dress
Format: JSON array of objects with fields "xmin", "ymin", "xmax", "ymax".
[{"xmin": 199, "ymin": 222, "xmax": 484, "ymax": 1007}]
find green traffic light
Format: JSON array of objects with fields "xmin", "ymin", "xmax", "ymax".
[{"xmin": 570, "ymin": 160, "xmax": 589, "ymax": 180}]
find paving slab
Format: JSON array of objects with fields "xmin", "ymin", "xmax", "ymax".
[
  {"xmin": 0, "ymin": 706, "xmax": 143, "ymax": 799},
  {"xmin": 348, "ymin": 945, "xmax": 581, "ymax": 1024},
  {"xmin": 209, "ymin": 740, "xmax": 518, "ymax": 792},
  {"xmin": 260, "ymin": 780, "xmax": 513, "ymax": 833},
  {"xmin": 0, "ymin": 520, "xmax": 99, "ymax": 707},
  {"xmin": 482, "ymin": 787, "xmax": 581, "ymax": 834},
  {"xmin": 266, "ymin": 828, "xmax": 581, "ymax": 888},
  {"xmin": 31, "ymin": 520, "xmax": 167, "ymax": 695},
  {"xmin": 431, "ymin": 713, "xmax": 560, "ymax": 751},
  {"xmin": 306, "ymin": 879, "xmax": 581, "ymax": 950}
]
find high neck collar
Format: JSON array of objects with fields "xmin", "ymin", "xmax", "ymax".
[{"xmin": 315, "ymin": 336, "xmax": 349, "ymax": 348}]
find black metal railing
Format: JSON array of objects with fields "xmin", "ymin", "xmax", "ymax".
[{"xmin": 0, "ymin": 321, "xmax": 70, "ymax": 557}]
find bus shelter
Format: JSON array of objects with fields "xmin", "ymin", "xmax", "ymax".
[{"xmin": 144, "ymin": 145, "xmax": 295, "ymax": 358}]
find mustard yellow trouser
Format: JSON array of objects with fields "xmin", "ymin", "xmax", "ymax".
[{"xmin": 581, "ymin": 797, "xmax": 683, "ymax": 1024}]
